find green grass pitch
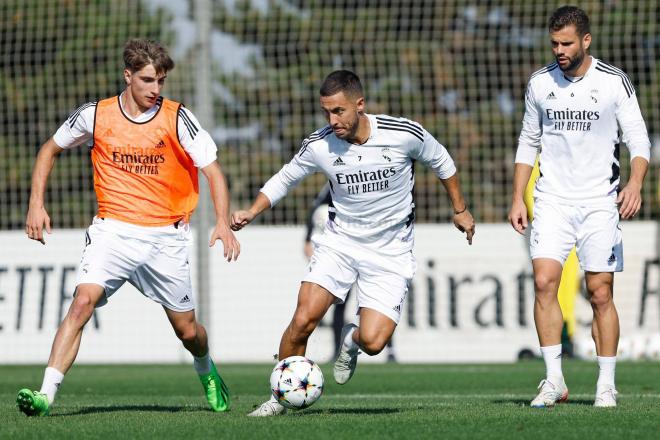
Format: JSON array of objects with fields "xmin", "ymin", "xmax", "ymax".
[{"xmin": 2, "ymin": 361, "xmax": 659, "ymax": 439}]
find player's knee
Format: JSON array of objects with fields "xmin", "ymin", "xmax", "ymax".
[
  {"xmin": 358, "ymin": 333, "xmax": 389, "ymax": 356},
  {"xmin": 175, "ymin": 324, "xmax": 198, "ymax": 344},
  {"xmin": 534, "ymin": 273, "xmax": 560, "ymax": 297},
  {"xmin": 589, "ymin": 285, "xmax": 613, "ymax": 308},
  {"xmin": 290, "ymin": 311, "xmax": 319, "ymax": 339},
  {"xmin": 68, "ymin": 293, "xmax": 95, "ymax": 323},
  {"xmin": 360, "ymin": 339, "xmax": 387, "ymax": 356}
]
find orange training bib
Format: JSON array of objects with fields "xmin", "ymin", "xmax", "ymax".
[{"xmin": 92, "ymin": 96, "xmax": 199, "ymax": 226}]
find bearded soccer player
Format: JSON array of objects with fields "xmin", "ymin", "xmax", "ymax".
[
  {"xmin": 17, "ymin": 39, "xmax": 240, "ymax": 416},
  {"xmin": 232, "ymin": 70, "xmax": 475, "ymax": 416},
  {"xmin": 508, "ymin": 6, "xmax": 650, "ymax": 408}
]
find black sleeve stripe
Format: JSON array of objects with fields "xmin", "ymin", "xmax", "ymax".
[
  {"xmin": 530, "ymin": 62, "xmax": 558, "ymax": 79},
  {"xmin": 178, "ymin": 108, "xmax": 198, "ymax": 139},
  {"xmin": 299, "ymin": 126, "xmax": 332, "ymax": 155},
  {"xmin": 376, "ymin": 116, "xmax": 424, "ymax": 137},
  {"xmin": 596, "ymin": 62, "xmax": 634, "ymax": 93},
  {"xmin": 305, "ymin": 126, "xmax": 332, "ymax": 142},
  {"xmin": 68, "ymin": 102, "xmax": 95, "ymax": 122},
  {"xmin": 179, "ymin": 108, "xmax": 199, "ymax": 133},
  {"xmin": 595, "ymin": 66, "xmax": 633, "ymax": 97},
  {"xmin": 90, "ymin": 101, "xmax": 98, "ymax": 149},
  {"xmin": 179, "ymin": 115, "xmax": 197, "ymax": 139},
  {"xmin": 596, "ymin": 62, "xmax": 634, "ymax": 97},
  {"xmin": 378, "ymin": 125, "xmax": 424, "ymax": 142},
  {"xmin": 68, "ymin": 102, "xmax": 97, "ymax": 127},
  {"xmin": 377, "ymin": 120, "xmax": 424, "ymax": 139},
  {"xmin": 598, "ymin": 60, "xmax": 630, "ymax": 77},
  {"xmin": 596, "ymin": 61, "xmax": 634, "ymax": 87},
  {"xmin": 178, "ymin": 108, "xmax": 199, "ymax": 134}
]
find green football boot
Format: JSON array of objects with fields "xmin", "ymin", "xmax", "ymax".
[
  {"xmin": 16, "ymin": 389, "xmax": 50, "ymax": 417},
  {"xmin": 198, "ymin": 361, "xmax": 230, "ymax": 412}
]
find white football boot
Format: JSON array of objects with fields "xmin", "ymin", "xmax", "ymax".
[
  {"xmin": 594, "ymin": 385, "xmax": 618, "ymax": 408},
  {"xmin": 247, "ymin": 396, "xmax": 287, "ymax": 417},
  {"xmin": 333, "ymin": 324, "xmax": 359, "ymax": 385},
  {"xmin": 530, "ymin": 377, "xmax": 569, "ymax": 408}
]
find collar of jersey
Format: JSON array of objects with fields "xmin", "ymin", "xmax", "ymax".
[{"xmin": 117, "ymin": 92, "xmax": 162, "ymax": 124}]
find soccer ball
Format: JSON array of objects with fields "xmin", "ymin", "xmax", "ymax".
[{"xmin": 270, "ymin": 356, "xmax": 324, "ymax": 409}]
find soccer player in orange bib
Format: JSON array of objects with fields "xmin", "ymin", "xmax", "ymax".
[{"xmin": 17, "ymin": 39, "xmax": 240, "ymax": 416}]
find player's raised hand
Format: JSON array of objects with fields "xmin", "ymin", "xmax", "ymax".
[
  {"xmin": 508, "ymin": 200, "xmax": 528, "ymax": 235},
  {"xmin": 453, "ymin": 209, "xmax": 475, "ymax": 245},
  {"xmin": 25, "ymin": 204, "xmax": 52, "ymax": 245},
  {"xmin": 230, "ymin": 210, "xmax": 255, "ymax": 231},
  {"xmin": 617, "ymin": 182, "xmax": 642, "ymax": 220},
  {"xmin": 210, "ymin": 222, "xmax": 241, "ymax": 261}
]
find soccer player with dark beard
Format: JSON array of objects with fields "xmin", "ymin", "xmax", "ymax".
[{"xmin": 508, "ymin": 6, "xmax": 650, "ymax": 408}]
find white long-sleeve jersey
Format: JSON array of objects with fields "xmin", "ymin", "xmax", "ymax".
[
  {"xmin": 261, "ymin": 114, "xmax": 457, "ymax": 254},
  {"xmin": 516, "ymin": 56, "xmax": 650, "ymax": 206}
]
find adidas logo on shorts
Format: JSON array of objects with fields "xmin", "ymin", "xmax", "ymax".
[
  {"xmin": 608, "ymin": 253, "xmax": 616, "ymax": 264},
  {"xmin": 180, "ymin": 295, "xmax": 190, "ymax": 304}
]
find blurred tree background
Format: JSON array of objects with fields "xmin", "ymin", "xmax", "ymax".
[{"xmin": 1, "ymin": 0, "xmax": 657, "ymax": 229}]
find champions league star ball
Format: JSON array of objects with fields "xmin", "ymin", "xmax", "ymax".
[{"xmin": 270, "ymin": 356, "xmax": 324, "ymax": 409}]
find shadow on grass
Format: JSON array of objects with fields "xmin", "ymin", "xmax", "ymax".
[
  {"xmin": 491, "ymin": 399, "xmax": 594, "ymax": 406},
  {"xmin": 51, "ymin": 404, "xmax": 207, "ymax": 417},
  {"xmin": 289, "ymin": 407, "xmax": 400, "ymax": 416}
]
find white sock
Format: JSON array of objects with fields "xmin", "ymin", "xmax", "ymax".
[
  {"xmin": 193, "ymin": 353, "xmax": 212, "ymax": 375},
  {"xmin": 343, "ymin": 326, "xmax": 359, "ymax": 353},
  {"xmin": 540, "ymin": 344, "xmax": 563, "ymax": 382},
  {"xmin": 39, "ymin": 367, "xmax": 64, "ymax": 405},
  {"xmin": 597, "ymin": 356, "xmax": 616, "ymax": 388}
]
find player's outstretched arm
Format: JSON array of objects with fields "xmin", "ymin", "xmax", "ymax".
[
  {"xmin": 617, "ymin": 156, "xmax": 648, "ymax": 220},
  {"xmin": 508, "ymin": 163, "xmax": 534, "ymax": 235},
  {"xmin": 230, "ymin": 192, "xmax": 272, "ymax": 231},
  {"xmin": 26, "ymin": 138, "xmax": 63, "ymax": 245},
  {"xmin": 440, "ymin": 174, "xmax": 475, "ymax": 245},
  {"xmin": 201, "ymin": 162, "xmax": 241, "ymax": 262}
]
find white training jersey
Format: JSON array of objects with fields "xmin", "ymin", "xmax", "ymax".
[
  {"xmin": 52, "ymin": 94, "xmax": 217, "ymax": 244},
  {"xmin": 261, "ymin": 113, "xmax": 457, "ymax": 254},
  {"xmin": 52, "ymin": 94, "xmax": 218, "ymax": 169},
  {"xmin": 516, "ymin": 56, "xmax": 650, "ymax": 206}
]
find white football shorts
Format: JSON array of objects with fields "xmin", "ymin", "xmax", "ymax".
[
  {"xmin": 76, "ymin": 217, "xmax": 194, "ymax": 312},
  {"xmin": 303, "ymin": 231, "xmax": 417, "ymax": 324},
  {"xmin": 530, "ymin": 199, "xmax": 623, "ymax": 272}
]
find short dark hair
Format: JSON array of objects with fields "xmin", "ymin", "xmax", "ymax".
[
  {"xmin": 320, "ymin": 70, "xmax": 363, "ymax": 98},
  {"xmin": 549, "ymin": 6, "xmax": 590, "ymax": 37},
  {"xmin": 123, "ymin": 39, "xmax": 175, "ymax": 75}
]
